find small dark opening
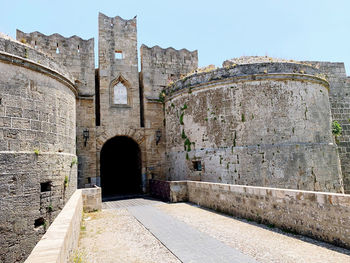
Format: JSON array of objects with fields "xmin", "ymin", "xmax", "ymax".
[
  {"xmin": 95, "ymin": 69, "xmax": 101, "ymax": 126},
  {"xmin": 139, "ymin": 72, "xmax": 145, "ymax": 127},
  {"xmin": 40, "ymin": 182, "xmax": 51, "ymax": 192},
  {"xmin": 34, "ymin": 217, "xmax": 45, "ymax": 228},
  {"xmin": 193, "ymin": 161, "xmax": 202, "ymax": 171}
]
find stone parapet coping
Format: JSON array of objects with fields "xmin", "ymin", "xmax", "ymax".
[
  {"xmin": 24, "ymin": 187, "xmax": 101, "ymax": 263},
  {"xmin": 0, "ymin": 51, "xmax": 77, "ymax": 96},
  {"xmin": 0, "ymin": 34, "xmax": 74, "ymax": 82},
  {"xmin": 165, "ymin": 62, "xmax": 329, "ymax": 99}
]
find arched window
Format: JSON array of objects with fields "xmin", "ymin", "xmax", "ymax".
[{"xmin": 113, "ymin": 82, "xmax": 128, "ymax": 104}]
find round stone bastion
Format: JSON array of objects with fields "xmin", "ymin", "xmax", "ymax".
[
  {"xmin": 0, "ymin": 34, "xmax": 77, "ymax": 262},
  {"xmin": 164, "ymin": 62, "xmax": 344, "ymax": 193}
]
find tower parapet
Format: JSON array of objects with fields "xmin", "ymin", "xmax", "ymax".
[{"xmin": 16, "ymin": 30, "xmax": 95, "ymax": 96}]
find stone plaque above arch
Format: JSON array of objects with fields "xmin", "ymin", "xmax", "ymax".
[{"xmin": 110, "ymin": 75, "xmax": 132, "ymax": 107}]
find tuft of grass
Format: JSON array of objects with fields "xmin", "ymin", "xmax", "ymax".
[
  {"xmin": 332, "ymin": 120, "xmax": 342, "ymax": 137},
  {"xmin": 47, "ymin": 204, "xmax": 53, "ymax": 212},
  {"xmin": 64, "ymin": 175, "xmax": 69, "ymax": 188},
  {"xmin": 184, "ymin": 138, "xmax": 191, "ymax": 152},
  {"xmin": 70, "ymin": 157, "xmax": 78, "ymax": 167},
  {"xmin": 179, "ymin": 112, "xmax": 184, "ymax": 125},
  {"xmin": 158, "ymin": 91, "xmax": 166, "ymax": 103},
  {"xmin": 266, "ymin": 223, "xmax": 275, "ymax": 229},
  {"xmin": 181, "ymin": 129, "xmax": 187, "ymax": 139},
  {"xmin": 72, "ymin": 251, "xmax": 84, "ymax": 263}
]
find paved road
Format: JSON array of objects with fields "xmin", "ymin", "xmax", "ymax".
[{"xmin": 128, "ymin": 204, "xmax": 258, "ymax": 263}]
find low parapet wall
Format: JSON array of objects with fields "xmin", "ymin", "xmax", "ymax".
[
  {"xmin": 82, "ymin": 187, "xmax": 102, "ymax": 212},
  {"xmin": 149, "ymin": 179, "xmax": 187, "ymax": 202},
  {"xmin": 25, "ymin": 187, "xmax": 101, "ymax": 263},
  {"xmin": 150, "ymin": 180, "xmax": 350, "ymax": 249}
]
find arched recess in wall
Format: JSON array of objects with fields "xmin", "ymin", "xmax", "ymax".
[
  {"xmin": 100, "ymin": 136, "xmax": 142, "ymax": 197},
  {"xmin": 110, "ymin": 75, "xmax": 132, "ymax": 107}
]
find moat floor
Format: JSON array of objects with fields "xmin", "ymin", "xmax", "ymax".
[{"xmin": 75, "ymin": 198, "xmax": 350, "ymax": 263}]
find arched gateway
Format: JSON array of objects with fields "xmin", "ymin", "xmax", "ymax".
[{"xmin": 100, "ymin": 136, "xmax": 142, "ymax": 197}]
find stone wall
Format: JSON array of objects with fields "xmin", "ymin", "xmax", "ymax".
[
  {"xmin": 302, "ymin": 61, "xmax": 350, "ymax": 193},
  {"xmin": 149, "ymin": 179, "xmax": 188, "ymax": 202},
  {"xmin": 140, "ymin": 45, "xmax": 198, "ymax": 179},
  {"xmin": 82, "ymin": 186, "xmax": 102, "ymax": 212},
  {"xmin": 152, "ymin": 180, "xmax": 350, "ymax": 248},
  {"xmin": 0, "ymin": 35, "xmax": 77, "ymax": 263},
  {"xmin": 24, "ymin": 189, "xmax": 83, "ymax": 263},
  {"xmin": 16, "ymin": 30, "xmax": 97, "ymax": 189},
  {"xmin": 24, "ymin": 187, "xmax": 101, "ymax": 262},
  {"xmin": 186, "ymin": 181, "xmax": 350, "ymax": 249},
  {"xmin": 164, "ymin": 63, "xmax": 344, "ymax": 193},
  {"xmin": 149, "ymin": 179, "xmax": 170, "ymax": 201}
]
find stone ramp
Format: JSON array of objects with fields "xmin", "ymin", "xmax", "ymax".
[
  {"xmin": 91, "ymin": 198, "xmax": 350, "ymax": 262},
  {"xmin": 128, "ymin": 205, "xmax": 258, "ymax": 263}
]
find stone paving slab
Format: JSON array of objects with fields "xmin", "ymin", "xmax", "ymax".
[
  {"xmin": 128, "ymin": 205, "xmax": 258, "ymax": 263},
  {"xmin": 102, "ymin": 197, "xmax": 164, "ymax": 209}
]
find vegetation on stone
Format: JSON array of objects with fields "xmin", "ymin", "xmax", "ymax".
[{"xmin": 332, "ymin": 120, "xmax": 342, "ymax": 137}]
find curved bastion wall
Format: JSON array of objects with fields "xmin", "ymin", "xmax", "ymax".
[
  {"xmin": 0, "ymin": 35, "xmax": 77, "ymax": 262},
  {"xmin": 164, "ymin": 62, "xmax": 344, "ymax": 193}
]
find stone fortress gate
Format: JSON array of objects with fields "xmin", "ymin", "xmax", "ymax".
[{"xmin": 0, "ymin": 12, "xmax": 350, "ymax": 262}]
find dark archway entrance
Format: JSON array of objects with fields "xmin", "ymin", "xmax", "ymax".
[{"xmin": 100, "ymin": 136, "xmax": 142, "ymax": 198}]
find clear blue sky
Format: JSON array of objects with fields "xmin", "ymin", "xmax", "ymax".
[{"xmin": 1, "ymin": 0, "xmax": 349, "ymax": 74}]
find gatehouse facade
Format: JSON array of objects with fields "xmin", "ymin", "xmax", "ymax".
[{"xmin": 1, "ymin": 12, "xmax": 350, "ymax": 262}]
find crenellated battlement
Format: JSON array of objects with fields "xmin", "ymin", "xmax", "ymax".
[
  {"xmin": 16, "ymin": 29, "xmax": 95, "ymax": 96},
  {"xmin": 16, "ymin": 30, "xmax": 94, "ymax": 60},
  {"xmin": 99, "ymin": 12, "xmax": 137, "ymax": 30},
  {"xmin": 0, "ymin": 32, "xmax": 75, "ymax": 86},
  {"xmin": 141, "ymin": 44, "xmax": 197, "ymax": 69}
]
